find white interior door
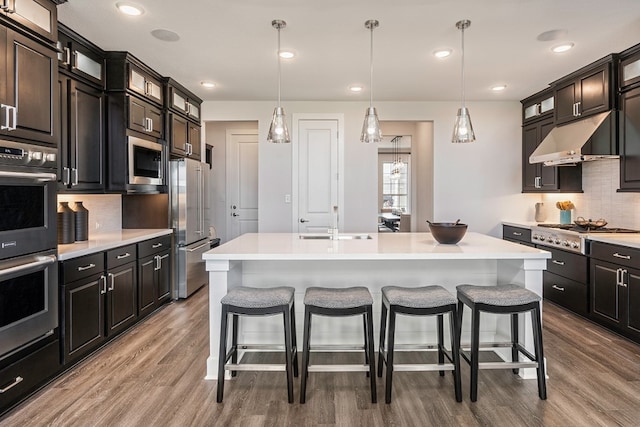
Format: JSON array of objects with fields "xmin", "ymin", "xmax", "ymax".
[
  {"xmin": 294, "ymin": 118, "xmax": 340, "ymax": 233},
  {"xmin": 226, "ymin": 130, "xmax": 259, "ymax": 240}
]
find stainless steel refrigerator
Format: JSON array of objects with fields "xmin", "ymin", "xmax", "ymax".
[{"xmin": 170, "ymin": 158, "xmax": 210, "ymax": 298}]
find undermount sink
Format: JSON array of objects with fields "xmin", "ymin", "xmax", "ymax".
[{"xmin": 299, "ymin": 233, "xmax": 372, "ymax": 240}]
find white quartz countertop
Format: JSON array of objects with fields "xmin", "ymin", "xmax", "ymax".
[
  {"xmin": 203, "ymin": 232, "xmax": 550, "ymax": 261},
  {"xmin": 58, "ymin": 229, "xmax": 173, "ymax": 261}
]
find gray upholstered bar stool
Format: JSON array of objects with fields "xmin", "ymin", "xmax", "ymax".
[
  {"xmin": 300, "ymin": 286, "xmax": 377, "ymax": 404},
  {"xmin": 377, "ymin": 286, "xmax": 462, "ymax": 404},
  {"xmin": 217, "ymin": 286, "xmax": 298, "ymax": 403},
  {"xmin": 456, "ymin": 284, "xmax": 546, "ymax": 402}
]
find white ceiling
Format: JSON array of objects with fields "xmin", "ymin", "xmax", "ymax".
[{"xmin": 58, "ymin": 0, "xmax": 640, "ymax": 103}]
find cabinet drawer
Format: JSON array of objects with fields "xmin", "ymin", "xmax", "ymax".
[
  {"xmin": 589, "ymin": 241, "xmax": 640, "ymax": 269},
  {"xmin": 543, "ymin": 271, "xmax": 588, "ymax": 316},
  {"xmin": 0, "ymin": 340, "xmax": 60, "ymax": 411},
  {"xmin": 546, "ymin": 247, "xmax": 587, "ymax": 283},
  {"xmin": 138, "ymin": 235, "xmax": 171, "ymax": 259},
  {"xmin": 61, "ymin": 252, "xmax": 105, "ymax": 283},
  {"xmin": 503, "ymin": 225, "xmax": 531, "ymax": 244},
  {"xmin": 106, "ymin": 244, "xmax": 136, "ymax": 269}
]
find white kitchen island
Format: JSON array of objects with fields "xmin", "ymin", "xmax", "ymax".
[{"xmin": 203, "ymin": 232, "xmax": 550, "ymax": 380}]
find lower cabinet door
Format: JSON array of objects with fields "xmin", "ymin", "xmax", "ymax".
[
  {"xmin": 156, "ymin": 250, "xmax": 171, "ymax": 304},
  {"xmin": 138, "ymin": 255, "xmax": 157, "ymax": 318},
  {"xmin": 590, "ymin": 260, "xmax": 621, "ymax": 327},
  {"xmin": 543, "ymin": 271, "xmax": 588, "ymax": 316},
  {"xmin": 62, "ymin": 273, "xmax": 106, "ymax": 364},
  {"xmin": 106, "ymin": 262, "xmax": 138, "ymax": 337}
]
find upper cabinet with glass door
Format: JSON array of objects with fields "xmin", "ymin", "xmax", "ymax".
[
  {"xmin": 521, "ymin": 88, "xmax": 554, "ymax": 124},
  {"xmin": 164, "ymin": 78, "xmax": 202, "ymax": 123},
  {"xmin": 620, "ymin": 42, "xmax": 640, "ymax": 90},
  {"xmin": 0, "ymin": 0, "xmax": 58, "ymax": 43},
  {"xmin": 105, "ymin": 51, "xmax": 164, "ymax": 107},
  {"xmin": 57, "ymin": 23, "xmax": 105, "ymax": 89}
]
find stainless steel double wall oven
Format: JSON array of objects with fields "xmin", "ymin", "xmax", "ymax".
[{"xmin": 0, "ymin": 139, "xmax": 58, "ymax": 359}]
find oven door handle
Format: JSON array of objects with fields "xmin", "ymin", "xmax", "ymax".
[
  {"xmin": 0, "ymin": 255, "xmax": 57, "ymax": 279},
  {"xmin": 0, "ymin": 171, "xmax": 57, "ymax": 182}
]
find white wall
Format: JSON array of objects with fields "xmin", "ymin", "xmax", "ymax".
[{"xmin": 202, "ymin": 100, "xmax": 538, "ymax": 238}]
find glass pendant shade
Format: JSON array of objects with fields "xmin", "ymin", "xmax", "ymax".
[
  {"xmin": 452, "ymin": 19, "xmax": 475, "ymax": 143},
  {"xmin": 360, "ymin": 107, "xmax": 382, "ymax": 143},
  {"xmin": 452, "ymin": 107, "xmax": 475, "ymax": 143},
  {"xmin": 267, "ymin": 106, "xmax": 290, "ymax": 143}
]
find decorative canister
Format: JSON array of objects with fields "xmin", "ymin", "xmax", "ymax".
[
  {"xmin": 57, "ymin": 202, "xmax": 75, "ymax": 244},
  {"xmin": 73, "ymin": 201, "xmax": 89, "ymax": 241},
  {"xmin": 534, "ymin": 202, "xmax": 546, "ymax": 222}
]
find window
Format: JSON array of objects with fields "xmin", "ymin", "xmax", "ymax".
[{"xmin": 379, "ymin": 154, "xmax": 410, "ymax": 212}]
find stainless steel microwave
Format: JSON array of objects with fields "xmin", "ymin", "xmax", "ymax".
[{"xmin": 127, "ymin": 136, "xmax": 164, "ymax": 186}]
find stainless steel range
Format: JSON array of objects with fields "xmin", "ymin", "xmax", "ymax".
[{"xmin": 531, "ymin": 223, "xmax": 640, "ymax": 254}]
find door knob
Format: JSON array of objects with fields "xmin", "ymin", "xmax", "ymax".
[
  {"xmin": 232, "ymin": 213, "xmax": 239, "ymax": 217},
  {"xmin": 299, "ymin": 218, "xmax": 309, "ymax": 223}
]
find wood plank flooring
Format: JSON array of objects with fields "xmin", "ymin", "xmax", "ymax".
[{"xmin": 3, "ymin": 284, "xmax": 640, "ymax": 426}]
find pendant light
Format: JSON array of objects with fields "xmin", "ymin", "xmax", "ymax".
[
  {"xmin": 452, "ymin": 19, "xmax": 476, "ymax": 143},
  {"xmin": 390, "ymin": 136, "xmax": 403, "ymax": 180},
  {"xmin": 360, "ymin": 19, "xmax": 382, "ymax": 143},
  {"xmin": 267, "ymin": 19, "xmax": 290, "ymax": 144}
]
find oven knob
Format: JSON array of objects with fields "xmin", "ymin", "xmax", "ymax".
[
  {"xmin": 562, "ymin": 240, "xmax": 569, "ymax": 246},
  {"xmin": 546, "ymin": 237, "xmax": 553, "ymax": 242},
  {"xmin": 571, "ymin": 242, "xmax": 579, "ymax": 249},
  {"xmin": 46, "ymin": 153, "xmax": 56, "ymax": 162},
  {"xmin": 31, "ymin": 151, "xmax": 43, "ymax": 161},
  {"xmin": 554, "ymin": 238, "xmax": 561, "ymax": 244}
]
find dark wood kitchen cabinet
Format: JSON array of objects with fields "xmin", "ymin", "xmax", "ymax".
[
  {"xmin": 165, "ymin": 78, "xmax": 202, "ymax": 160},
  {"xmin": 618, "ymin": 43, "xmax": 640, "ymax": 192},
  {"xmin": 543, "ymin": 247, "xmax": 589, "ymax": 316},
  {"xmin": 553, "ymin": 56, "xmax": 615, "ymax": 125},
  {"xmin": 0, "ymin": 0, "xmax": 58, "ymax": 43},
  {"xmin": 522, "ymin": 89, "xmax": 554, "ymax": 124},
  {"xmin": 137, "ymin": 235, "xmax": 171, "ymax": 318},
  {"xmin": 590, "ymin": 241, "xmax": 640, "ymax": 343},
  {"xmin": 0, "ymin": 23, "xmax": 57, "ymax": 145},
  {"xmin": 106, "ymin": 51, "xmax": 164, "ymax": 108},
  {"xmin": 58, "ymin": 75, "xmax": 105, "ymax": 192},
  {"xmin": 128, "ymin": 95, "xmax": 163, "ymax": 139},
  {"xmin": 60, "ymin": 245, "xmax": 138, "ymax": 365},
  {"xmin": 502, "ymin": 225, "xmax": 533, "ymax": 247},
  {"xmin": 57, "ymin": 23, "xmax": 104, "ymax": 89}
]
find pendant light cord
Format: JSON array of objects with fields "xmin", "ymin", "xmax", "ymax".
[
  {"xmin": 277, "ymin": 27, "xmax": 282, "ymax": 107},
  {"xmin": 369, "ymin": 24, "xmax": 374, "ymax": 108},
  {"xmin": 460, "ymin": 25, "xmax": 465, "ymax": 108}
]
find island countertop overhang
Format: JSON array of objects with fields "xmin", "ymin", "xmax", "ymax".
[{"xmin": 203, "ymin": 232, "xmax": 551, "ymax": 262}]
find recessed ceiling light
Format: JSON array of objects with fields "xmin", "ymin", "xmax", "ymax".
[
  {"xmin": 116, "ymin": 2, "xmax": 144, "ymax": 16},
  {"xmin": 433, "ymin": 49, "xmax": 452, "ymax": 59},
  {"xmin": 491, "ymin": 85, "xmax": 507, "ymax": 92},
  {"xmin": 552, "ymin": 43, "xmax": 574, "ymax": 53},
  {"xmin": 279, "ymin": 50, "xmax": 295, "ymax": 59},
  {"xmin": 151, "ymin": 29, "xmax": 180, "ymax": 42},
  {"xmin": 201, "ymin": 81, "xmax": 216, "ymax": 89},
  {"xmin": 349, "ymin": 85, "xmax": 363, "ymax": 93}
]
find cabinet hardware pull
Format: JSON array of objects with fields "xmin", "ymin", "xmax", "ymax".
[
  {"xmin": 77, "ymin": 263, "xmax": 96, "ymax": 271},
  {"xmin": 512, "ymin": 232, "xmax": 522, "ymax": 236},
  {"xmin": 620, "ymin": 269, "xmax": 628, "ymax": 287},
  {"xmin": 62, "ymin": 47, "xmax": 71, "ymax": 66},
  {"xmin": 71, "ymin": 51, "xmax": 78, "ymax": 69},
  {"xmin": 551, "ymin": 285, "xmax": 565, "ymax": 292},
  {"xmin": 116, "ymin": 253, "xmax": 131, "ymax": 260},
  {"xmin": 100, "ymin": 275, "xmax": 107, "ymax": 294},
  {"xmin": 108, "ymin": 273, "xmax": 115, "ymax": 291},
  {"xmin": 575, "ymin": 101, "xmax": 581, "ymax": 116},
  {"xmin": 72, "ymin": 168, "xmax": 78, "ymax": 186},
  {"xmin": 152, "ymin": 243, "xmax": 163, "ymax": 248},
  {"xmin": 63, "ymin": 167, "xmax": 70, "ymax": 185},
  {"xmin": 613, "ymin": 253, "xmax": 631, "ymax": 260},
  {"xmin": 0, "ymin": 104, "xmax": 16, "ymax": 130},
  {"xmin": 552, "ymin": 260, "xmax": 565, "ymax": 266},
  {"xmin": 0, "ymin": 376, "xmax": 23, "ymax": 393},
  {"xmin": 9, "ymin": 105, "xmax": 17, "ymax": 130},
  {"xmin": 154, "ymin": 254, "xmax": 161, "ymax": 271},
  {"xmin": 616, "ymin": 268, "xmax": 622, "ymax": 286}
]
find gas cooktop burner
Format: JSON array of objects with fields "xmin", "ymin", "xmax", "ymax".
[{"xmin": 536, "ymin": 224, "xmax": 640, "ymax": 233}]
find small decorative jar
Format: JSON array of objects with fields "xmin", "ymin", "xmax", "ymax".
[
  {"xmin": 73, "ymin": 201, "xmax": 89, "ymax": 241},
  {"xmin": 57, "ymin": 202, "xmax": 75, "ymax": 244},
  {"xmin": 560, "ymin": 210, "xmax": 572, "ymax": 225}
]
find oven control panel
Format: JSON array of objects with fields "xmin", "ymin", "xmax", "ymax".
[
  {"xmin": 0, "ymin": 140, "xmax": 56, "ymax": 169},
  {"xmin": 531, "ymin": 228, "xmax": 585, "ymax": 254}
]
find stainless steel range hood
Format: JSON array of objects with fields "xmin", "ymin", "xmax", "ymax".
[{"xmin": 529, "ymin": 111, "xmax": 618, "ymax": 166}]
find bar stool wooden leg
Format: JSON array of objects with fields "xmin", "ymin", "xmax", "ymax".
[
  {"xmin": 365, "ymin": 305, "xmax": 377, "ymax": 404},
  {"xmin": 470, "ymin": 306, "xmax": 481, "ymax": 402},
  {"xmin": 511, "ymin": 313, "xmax": 519, "ymax": 375},
  {"xmin": 384, "ymin": 307, "xmax": 396, "ymax": 404},
  {"xmin": 217, "ymin": 306, "xmax": 229, "ymax": 403},
  {"xmin": 449, "ymin": 309, "xmax": 463, "ymax": 402},
  {"xmin": 437, "ymin": 314, "xmax": 445, "ymax": 376},
  {"xmin": 531, "ymin": 304, "xmax": 547, "ymax": 400},
  {"xmin": 300, "ymin": 307, "xmax": 312, "ymax": 404},
  {"xmin": 378, "ymin": 302, "xmax": 388, "ymax": 378}
]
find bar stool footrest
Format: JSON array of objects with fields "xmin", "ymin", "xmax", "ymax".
[
  {"xmin": 308, "ymin": 364, "xmax": 370, "ymax": 372},
  {"xmin": 226, "ymin": 363, "xmax": 287, "ymax": 372},
  {"xmin": 393, "ymin": 363, "xmax": 456, "ymax": 372}
]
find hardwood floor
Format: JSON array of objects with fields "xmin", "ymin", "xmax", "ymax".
[{"xmin": 3, "ymin": 285, "xmax": 640, "ymax": 426}]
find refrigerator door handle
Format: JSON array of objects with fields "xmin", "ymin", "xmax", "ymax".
[{"xmin": 184, "ymin": 241, "xmax": 211, "ymax": 252}]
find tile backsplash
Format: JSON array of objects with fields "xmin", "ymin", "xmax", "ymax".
[
  {"xmin": 57, "ymin": 194, "xmax": 122, "ymax": 234},
  {"xmin": 541, "ymin": 159, "xmax": 640, "ymax": 229}
]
